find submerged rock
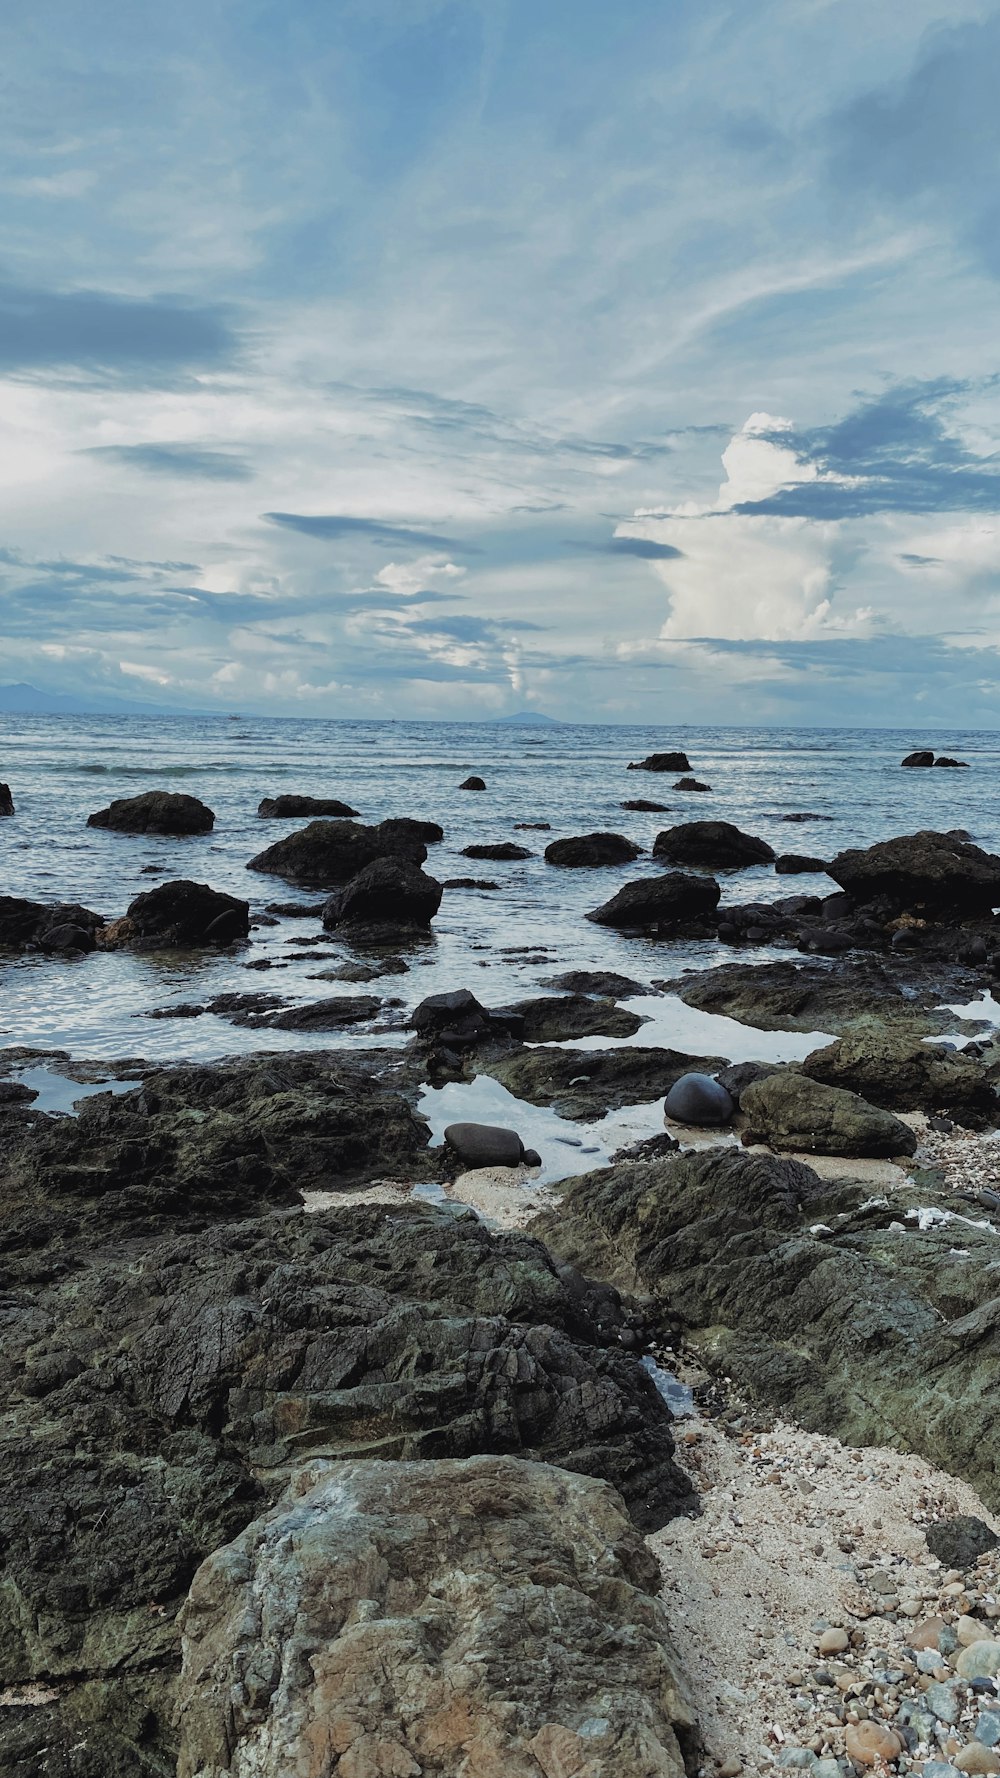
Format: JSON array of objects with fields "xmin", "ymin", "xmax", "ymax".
[
  {"xmin": 176, "ymin": 1457, "xmax": 697, "ymax": 1778},
  {"xmin": 653, "ymin": 820, "xmax": 775, "ymax": 870},
  {"xmin": 321, "ymin": 857, "xmax": 443, "ymax": 934},
  {"xmin": 462, "ymin": 841, "xmax": 532, "ymax": 861},
  {"xmin": 459, "ymin": 774, "xmax": 486, "ymax": 790},
  {"xmin": 122, "ymin": 879, "xmax": 250, "ymax": 948},
  {"xmin": 622, "ymin": 798, "xmax": 671, "ymax": 812},
  {"xmin": 257, "ymin": 793, "xmax": 359, "ymax": 817},
  {"xmin": 545, "ymin": 831, "xmax": 642, "ymax": 867},
  {"xmin": 902, "ymin": 750, "xmax": 935, "ymax": 768},
  {"xmin": 483, "ymin": 1044, "xmax": 727, "ymax": 1119},
  {"xmin": 674, "ymin": 777, "xmax": 711, "ymax": 792},
  {"xmin": 775, "ymin": 853, "xmax": 829, "ymax": 874},
  {"xmin": 828, "ymin": 830, "xmax": 1000, "ymax": 917},
  {"xmin": 740, "ymin": 1070, "xmax": 917, "ymax": 1156},
  {"xmin": 587, "ymin": 871, "xmax": 721, "ymax": 929},
  {"xmin": 627, "ymin": 751, "xmax": 691, "ymax": 772},
  {"xmin": 498, "ymin": 993, "xmax": 644, "ymax": 1042},
  {"xmin": 0, "ymin": 782, "xmax": 13, "ymax": 816},
  {"xmin": 664, "ymin": 1072, "xmax": 735, "ymax": 1126},
  {"xmin": 247, "ymin": 818, "xmax": 426, "ymax": 886},
  {"xmin": 87, "ymin": 790, "xmax": 215, "ymax": 834},
  {"xmin": 0, "ymin": 896, "xmax": 106, "ymax": 952},
  {"xmin": 656, "ymin": 956, "xmax": 951, "ymax": 1037}
]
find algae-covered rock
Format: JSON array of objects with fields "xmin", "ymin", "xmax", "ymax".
[
  {"xmin": 482, "ymin": 1044, "xmax": 727, "ymax": 1119},
  {"xmin": 740, "ymin": 1070, "xmax": 917, "ymax": 1157},
  {"xmin": 801, "ymin": 1029, "xmax": 998, "ymax": 1128}
]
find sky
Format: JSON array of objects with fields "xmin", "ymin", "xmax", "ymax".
[{"xmin": 2, "ymin": 0, "xmax": 1000, "ymax": 726}]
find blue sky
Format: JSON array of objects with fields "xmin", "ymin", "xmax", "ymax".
[{"xmin": 2, "ymin": 0, "xmax": 1000, "ymax": 723}]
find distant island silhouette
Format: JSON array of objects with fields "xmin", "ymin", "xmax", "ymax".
[{"xmin": 494, "ymin": 711, "xmax": 561, "ymax": 725}]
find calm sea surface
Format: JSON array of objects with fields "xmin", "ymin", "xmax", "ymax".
[{"xmin": 1, "ymin": 715, "xmax": 997, "ymax": 1062}]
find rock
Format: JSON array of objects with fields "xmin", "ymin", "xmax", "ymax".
[
  {"xmin": 844, "ymin": 1721, "xmax": 903, "ymax": 1765},
  {"xmin": 627, "ymin": 751, "xmax": 691, "ymax": 772},
  {"xmin": 257, "ymin": 794, "xmax": 359, "ymax": 817},
  {"xmin": 541, "ymin": 969, "xmax": 649, "ymax": 999},
  {"xmin": 955, "ymin": 1745, "xmax": 1000, "ymax": 1774},
  {"xmin": 462, "ymin": 841, "xmax": 532, "ymax": 860},
  {"xmin": 459, "ymin": 774, "xmax": 486, "ymax": 789},
  {"xmin": 902, "ymin": 751, "xmax": 935, "ymax": 767},
  {"xmin": 247, "ymin": 818, "xmax": 427, "ymax": 886},
  {"xmin": 0, "ymin": 781, "xmax": 13, "ymax": 816},
  {"xmin": 443, "ymin": 877, "xmax": 499, "ymax": 889},
  {"xmin": 959, "ymin": 1645, "xmax": 1000, "ymax": 1681},
  {"xmin": 775, "ymin": 854, "xmax": 829, "ymax": 875},
  {"xmin": 321, "ymin": 857, "xmax": 443, "ymax": 934},
  {"xmin": 674, "ymin": 776, "xmax": 711, "ymax": 791},
  {"xmin": 498, "ymin": 994, "xmax": 644, "ymax": 1043},
  {"xmin": 818, "ymin": 1627, "xmax": 850, "ymax": 1654},
  {"xmin": 621, "ymin": 798, "xmax": 671, "ymax": 812},
  {"xmin": 927, "ymin": 1517, "xmax": 1000, "ymax": 1569},
  {"xmin": 514, "ymin": 821, "xmax": 551, "ymax": 829},
  {"xmin": 0, "ymin": 896, "xmax": 106, "ymax": 951},
  {"xmin": 912, "ymin": 1618, "xmax": 948, "ymax": 1650},
  {"xmin": 714, "ymin": 1061, "xmax": 783, "ymax": 1104},
  {"xmin": 587, "ymin": 871, "xmax": 721, "ymax": 929},
  {"xmin": 740, "ymin": 1070, "xmax": 917, "ymax": 1156},
  {"xmin": 828, "ymin": 831, "xmax": 1000, "ymax": 917},
  {"xmin": 444, "ymin": 1122, "xmax": 531, "ymax": 1167},
  {"xmin": 87, "ymin": 790, "xmax": 215, "ymax": 834},
  {"xmin": 928, "ymin": 1680, "xmax": 962, "ymax": 1722},
  {"xmin": 409, "ymin": 988, "xmax": 517, "ymax": 1047},
  {"xmin": 802, "ymin": 1031, "xmax": 997, "ymax": 1127},
  {"xmin": 175, "ymin": 1457, "xmax": 697, "ymax": 1778},
  {"xmin": 545, "ymin": 832, "xmax": 642, "ymax": 867},
  {"xmin": 656, "ymin": 956, "xmax": 948, "ymax": 1037},
  {"xmin": 380, "ymin": 817, "xmax": 445, "ymax": 846},
  {"xmin": 264, "ymin": 900, "xmax": 326, "ymax": 916},
  {"xmin": 937, "ymin": 757, "xmax": 970, "ymax": 768},
  {"xmin": 252, "ymin": 995, "xmax": 382, "ymax": 1030},
  {"xmin": 959, "ymin": 1615, "xmax": 987, "ymax": 1646},
  {"xmin": 653, "ymin": 821, "xmax": 775, "ymax": 870},
  {"xmin": 123, "ymin": 880, "xmax": 250, "ymax": 948},
  {"xmin": 664, "ymin": 1073, "xmax": 735, "ymax": 1126},
  {"xmin": 483, "ymin": 1045, "xmax": 727, "ymax": 1121}
]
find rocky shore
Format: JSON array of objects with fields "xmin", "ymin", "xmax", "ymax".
[{"xmin": 5, "ymin": 793, "xmax": 1000, "ymax": 1776}]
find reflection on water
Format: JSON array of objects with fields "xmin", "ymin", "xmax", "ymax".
[{"xmin": 12, "ymin": 1066, "xmax": 141, "ymax": 1116}]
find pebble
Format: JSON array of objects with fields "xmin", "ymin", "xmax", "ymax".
[
  {"xmin": 955, "ymin": 1746, "xmax": 1000, "ymax": 1774},
  {"xmin": 927, "ymin": 1680, "xmax": 962, "ymax": 1723},
  {"xmin": 818, "ymin": 1628, "xmax": 850, "ymax": 1655},
  {"xmin": 959, "ymin": 1645, "xmax": 1000, "ymax": 1681},
  {"xmin": 844, "ymin": 1720, "xmax": 903, "ymax": 1765},
  {"xmin": 913, "ymin": 1617, "xmax": 948, "ymax": 1650},
  {"xmin": 717, "ymin": 1760, "xmax": 742, "ymax": 1777},
  {"xmin": 961, "ymin": 1616, "xmax": 988, "ymax": 1645}
]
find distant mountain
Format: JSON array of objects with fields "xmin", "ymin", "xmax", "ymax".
[
  {"xmin": 0, "ymin": 682, "xmax": 209, "ymax": 717},
  {"xmin": 494, "ymin": 710, "xmax": 561, "ymax": 725}
]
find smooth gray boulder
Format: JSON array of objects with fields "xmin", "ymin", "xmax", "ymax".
[
  {"xmin": 664, "ymin": 1072, "xmax": 735, "ymax": 1126},
  {"xmin": 444, "ymin": 1122, "xmax": 532, "ymax": 1168}
]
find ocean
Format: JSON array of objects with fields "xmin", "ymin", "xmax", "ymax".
[{"xmin": 1, "ymin": 714, "xmax": 996, "ymax": 1063}]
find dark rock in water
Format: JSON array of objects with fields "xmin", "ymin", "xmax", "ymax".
[
  {"xmin": 621, "ymin": 798, "xmax": 671, "ymax": 812},
  {"xmin": 740, "ymin": 1070, "xmax": 917, "ymax": 1156},
  {"xmin": 235, "ymin": 995, "xmax": 382, "ymax": 1030},
  {"xmin": 715, "ymin": 1060, "xmax": 784, "ymax": 1104},
  {"xmin": 541, "ymin": 969, "xmax": 649, "ymax": 999},
  {"xmin": 264, "ymin": 900, "xmax": 326, "ymax": 917},
  {"xmin": 175, "ymin": 1457, "xmax": 696, "ymax": 1778},
  {"xmin": 0, "ymin": 1200, "xmax": 693, "ymax": 1773},
  {"xmin": 483, "ymin": 1044, "xmax": 727, "ymax": 1120},
  {"xmin": 902, "ymin": 750, "xmax": 935, "ymax": 768},
  {"xmin": 935, "ymin": 756, "xmax": 969, "ymax": 768},
  {"xmin": 663, "ymin": 1072, "xmax": 734, "ymax": 1126},
  {"xmin": 322, "ymin": 857, "xmax": 443, "ymax": 933},
  {"xmin": 87, "ymin": 790, "xmax": 215, "ymax": 834},
  {"xmin": 380, "ymin": 816, "xmax": 445, "ymax": 845},
  {"xmin": 0, "ymin": 895, "xmax": 106, "ymax": 951},
  {"xmin": 461, "ymin": 841, "xmax": 532, "ymax": 861},
  {"xmin": 514, "ymin": 821, "xmax": 550, "ymax": 830},
  {"xmin": 654, "ymin": 820, "xmax": 775, "ymax": 870},
  {"xmin": 926, "ymin": 1516, "xmax": 999, "ymax": 1568},
  {"xmin": 444, "ymin": 1121, "xmax": 529, "ymax": 1167},
  {"xmin": 123, "ymin": 880, "xmax": 250, "ymax": 948},
  {"xmin": 544, "ymin": 832, "xmax": 642, "ymax": 868},
  {"xmin": 627, "ymin": 751, "xmax": 691, "ymax": 772},
  {"xmin": 443, "ymin": 876, "xmax": 499, "ymax": 890},
  {"xmin": 37, "ymin": 921, "xmax": 98, "ymax": 954},
  {"xmin": 779, "ymin": 812, "xmax": 834, "ymax": 822},
  {"xmin": 0, "ymin": 782, "xmax": 13, "ymax": 816},
  {"xmin": 459, "ymin": 775, "xmax": 486, "ymax": 790},
  {"xmin": 829, "ymin": 830, "xmax": 1000, "ymax": 917},
  {"xmin": 656, "ymin": 955, "xmax": 958, "ymax": 1037},
  {"xmin": 0, "ymin": 1079, "xmax": 39, "ymax": 1104},
  {"xmin": 316, "ymin": 957, "xmax": 409, "ymax": 982},
  {"xmin": 248, "ymin": 818, "xmax": 427, "ymax": 886},
  {"xmin": 147, "ymin": 1002, "xmax": 206, "ymax": 1019},
  {"xmin": 801, "ymin": 1030, "xmax": 997, "ymax": 1126},
  {"xmin": 498, "ymin": 994, "xmax": 644, "ymax": 1043},
  {"xmin": 674, "ymin": 777, "xmax": 711, "ymax": 792},
  {"xmin": 258, "ymin": 794, "xmax": 359, "ymax": 817},
  {"xmin": 587, "ymin": 871, "xmax": 721, "ymax": 929},
  {"xmin": 409, "ymin": 988, "xmax": 521, "ymax": 1046},
  {"xmin": 775, "ymin": 853, "xmax": 829, "ymax": 875}
]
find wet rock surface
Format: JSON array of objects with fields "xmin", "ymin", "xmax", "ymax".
[
  {"xmin": 628, "ymin": 751, "xmax": 691, "ymax": 772},
  {"xmin": 664, "ymin": 1071, "xmax": 735, "ymax": 1126},
  {"xmin": 257, "ymin": 793, "xmax": 359, "ymax": 817},
  {"xmin": 176, "ymin": 1456, "xmax": 697, "ymax": 1778},
  {"xmin": 653, "ymin": 819, "xmax": 775, "ymax": 869},
  {"xmin": 498, "ymin": 991, "xmax": 645, "ymax": 1042},
  {"xmin": 0, "ymin": 895, "xmax": 106, "ymax": 952},
  {"xmin": 87, "ymin": 790, "xmax": 215, "ymax": 834},
  {"xmin": 120, "ymin": 879, "xmax": 250, "ymax": 949},
  {"xmin": 828, "ymin": 831, "xmax": 1000, "ymax": 916},
  {"xmin": 739, "ymin": 1069, "xmax": 919, "ymax": 1157},
  {"xmin": 587, "ymin": 870, "xmax": 721, "ymax": 929},
  {"xmin": 321, "ymin": 856, "xmax": 443, "ymax": 936},
  {"xmin": 482, "ymin": 1043, "xmax": 727, "ymax": 1117},
  {"xmin": 657, "ymin": 956, "xmax": 983, "ymax": 1038},
  {"xmin": 544, "ymin": 830, "xmax": 643, "ymax": 867},
  {"xmin": 461, "ymin": 840, "xmax": 532, "ymax": 860},
  {"xmin": 0, "ymin": 781, "xmax": 13, "ymax": 816},
  {"xmin": 247, "ymin": 817, "xmax": 426, "ymax": 886}
]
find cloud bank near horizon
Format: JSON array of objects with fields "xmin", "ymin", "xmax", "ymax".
[{"xmin": 2, "ymin": 1, "xmax": 1000, "ymax": 726}]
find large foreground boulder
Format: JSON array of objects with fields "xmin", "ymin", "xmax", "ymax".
[
  {"xmin": 322, "ymin": 856, "xmax": 443, "ymax": 933},
  {"xmin": 801, "ymin": 1028, "xmax": 998, "ymax": 1126},
  {"xmin": 176, "ymin": 1457, "xmax": 698, "ymax": 1778},
  {"xmin": 0, "ymin": 895, "xmax": 106, "ymax": 952},
  {"xmin": 545, "ymin": 831, "xmax": 642, "ymax": 867},
  {"xmin": 247, "ymin": 818, "xmax": 426, "ymax": 886},
  {"xmin": 627, "ymin": 751, "xmax": 691, "ymax": 772},
  {"xmin": 653, "ymin": 820, "xmax": 774, "ymax": 869},
  {"xmin": 257, "ymin": 793, "xmax": 359, "ymax": 817},
  {"xmin": 587, "ymin": 871, "xmax": 721, "ymax": 928},
  {"xmin": 123, "ymin": 880, "xmax": 250, "ymax": 947},
  {"xmin": 828, "ymin": 830, "xmax": 1000, "ymax": 917},
  {"xmin": 740, "ymin": 1069, "xmax": 917, "ymax": 1156},
  {"xmin": 87, "ymin": 790, "xmax": 215, "ymax": 834}
]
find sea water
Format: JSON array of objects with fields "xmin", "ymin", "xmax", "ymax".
[{"xmin": 0, "ymin": 714, "xmax": 996, "ymax": 1061}]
